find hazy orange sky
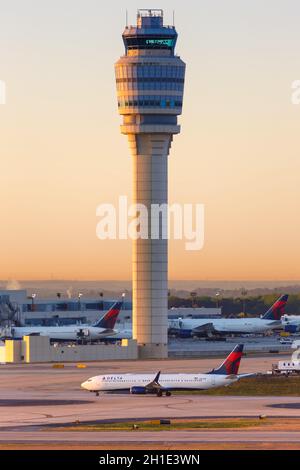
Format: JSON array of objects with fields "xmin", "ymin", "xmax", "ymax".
[{"xmin": 1, "ymin": 0, "xmax": 300, "ymax": 281}]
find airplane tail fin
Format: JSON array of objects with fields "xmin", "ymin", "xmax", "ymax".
[
  {"xmin": 262, "ymin": 294, "xmax": 288, "ymax": 320},
  {"xmin": 208, "ymin": 344, "xmax": 244, "ymax": 375},
  {"xmin": 93, "ymin": 296, "xmax": 124, "ymax": 330}
]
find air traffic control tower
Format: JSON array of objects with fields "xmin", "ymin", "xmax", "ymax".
[{"xmin": 115, "ymin": 9, "xmax": 185, "ymax": 358}]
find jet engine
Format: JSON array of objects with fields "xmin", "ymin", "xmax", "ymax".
[{"xmin": 130, "ymin": 386, "xmax": 147, "ymax": 395}]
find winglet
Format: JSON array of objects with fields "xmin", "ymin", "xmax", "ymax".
[
  {"xmin": 145, "ymin": 371, "xmax": 162, "ymax": 391},
  {"xmin": 154, "ymin": 371, "xmax": 161, "ymax": 384}
]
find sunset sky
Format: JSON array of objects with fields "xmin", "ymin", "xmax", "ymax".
[{"xmin": 1, "ymin": 0, "xmax": 300, "ymax": 281}]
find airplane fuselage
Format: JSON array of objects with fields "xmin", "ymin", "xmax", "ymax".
[
  {"xmin": 81, "ymin": 372, "xmax": 237, "ymax": 393},
  {"xmin": 6, "ymin": 326, "xmax": 116, "ymax": 342},
  {"xmin": 282, "ymin": 315, "xmax": 300, "ymax": 326},
  {"xmin": 174, "ymin": 318, "xmax": 282, "ymax": 336}
]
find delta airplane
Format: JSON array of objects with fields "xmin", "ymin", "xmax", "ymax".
[
  {"xmin": 169, "ymin": 294, "xmax": 288, "ymax": 338},
  {"xmin": 281, "ymin": 314, "xmax": 300, "ymax": 333},
  {"xmin": 0, "ymin": 298, "xmax": 125, "ymax": 342},
  {"xmin": 81, "ymin": 344, "xmax": 252, "ymax": 396}
]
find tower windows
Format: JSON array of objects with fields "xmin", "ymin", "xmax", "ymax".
[
  {"xmin": 117, "ymin": 95, "xmax": 182, "ymax": 109},
  {"xmin": 115, "ymin": 77, "xmax": 184, "ymax": 92},
  {"xmin": 123, "ymin": 37, "xmax": 176, "ymax": 51}
]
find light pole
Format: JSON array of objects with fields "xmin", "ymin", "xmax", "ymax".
[
  {"xmin": 31, "ymin": 294, "xmax": 36, "ymax": 312},
  {"xmin": 241, "ymin": 288, "xmax": 247, "ymax": 315},
  {"xmin": 99, "ymin": 292, "xmax": 104, "ymax": 310},
  {"xmin": 190, "ymin": 292, "xmax": 197, "ymax": 308},
  {"xmin": 78, "ymin": 293, "xmax": 83, "ymax": 312},
  {"xmin": 215, "ymin": 291, "xmax": 220, "ymax": 309}
]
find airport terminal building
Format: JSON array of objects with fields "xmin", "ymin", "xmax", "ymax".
[
  {"xmin": 0, "ymin": 289, "xmax": 220, "ymax": 364},
  {"xmin": 0, "ymin": 290, "xmax": 221, "ymax": 328}
]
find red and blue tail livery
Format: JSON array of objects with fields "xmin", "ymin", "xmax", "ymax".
[
  {"xmin": 262, "ymin": 294, "xmax": 289, "ymax": 321},
  {"xmin": 208, "ymin": 344, "xmax": 244, "ymax": 375},
  {"xmin": 93, "ymin": 300, "xmax": 124, "ymax": 330}
]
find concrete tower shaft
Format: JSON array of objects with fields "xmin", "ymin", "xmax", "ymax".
[{"xmin": 115, "ymin": 9, "xmax": 185, "ymax": 358}]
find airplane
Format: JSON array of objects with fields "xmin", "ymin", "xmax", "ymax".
[
  {"xmin": 81, "ymin": 344, "xmax": 253, "ymax": 396},
  {"xmin": 88, "ymin": 295, "xmax": 289, "ymax": 341},
  {"xmin": 281, "ymin": 314, "xmax": 300, "ymax": 333},
  {"xmin": 168, "ymin": 295, "xmax": 289, "ymax": 338},
  {"xmin": 0, "ymin": 297, "xmax": 125, "ymax": 342}
]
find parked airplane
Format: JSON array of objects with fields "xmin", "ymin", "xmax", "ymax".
[
  {"xmin": 0, "ymin": 297, "xmax": 125, "ymax": 342},
  {"xmin": 81, "ymin": 344, "xmax": 252, "ymax": 396},
  {"xmin": 281, "ymin": 314, "xmax": 300, "ymax": 333},
  {"xmin": 168, "ymin": 295, "xmax": 289, "ymax": 338}
]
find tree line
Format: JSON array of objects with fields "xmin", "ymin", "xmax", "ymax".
[{"xmin": 168, "ymin": 294, "xmax": 300, "ymax": 317}]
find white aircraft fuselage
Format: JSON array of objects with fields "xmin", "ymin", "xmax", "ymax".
[
  {"xmin": 8, "ymin": 325, "xmax": 116, "ymax": 342},
  {"xmin": 176, "ymin": 317, "xmax": 281, "ymax": 335},
  {"xmin": 81, "ymin": 372, "xmax": 237, "ymax": 393},
  {"xmin": 1, "ymin": 299, "xmax": 125, "ymax": 342},
  {"xmin": 169, "ymin": 295, "xmax": 288, "ymax": 337},
  {"xmin": 282, "ymin": 315, "xmax": 300, "ymax": 325}
]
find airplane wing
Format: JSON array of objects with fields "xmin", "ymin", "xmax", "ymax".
[
  {"xmin": 191, "ymin": 323, "xmax": 216, "ymax": 334},
  {"xmin": 267, "ymin": 321, "xmax": 282, "ymax": 327},
  {"xmin": 144, "ymin": 371, "xmax": 162, "ymax": 391}
]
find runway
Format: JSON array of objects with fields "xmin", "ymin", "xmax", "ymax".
[
  {"xmin": 2, "ymin": 430, "xmax": 300, "ymax": 445},
  {"xmin": 1, "ymin": 391, "xmax": 300, "ymax": 429},
  {"xmin": 169, "ymin": 336, "xmax": 292, "ymax": 356}
]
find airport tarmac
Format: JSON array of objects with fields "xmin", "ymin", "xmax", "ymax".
[
  {"xmin": 2, "ymin": 392, "xmax": 300, "ymax": 429},
  {"xmin": 169, "ymin": 336, "xmax": 293, "ymax": 356},
  {"xmin": 1, "ymin": 353, "xmax": 300, "ymax": 447}
]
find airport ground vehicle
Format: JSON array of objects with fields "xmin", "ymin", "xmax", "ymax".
[
  {"xmin": 271, "ymin": 360, "xmax": 300, "ymax": 375},
  {"xmin": 271, "ymin": 340, "xmax": 300, "ymax": 375},
  {"xmin": 279, "ymin": 337, "xmax": 293, "ymax": 345}
]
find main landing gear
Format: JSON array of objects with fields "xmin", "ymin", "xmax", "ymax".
[{"xmin": 156, "ymin": 390, "xmax": 172, "ymax": 397}]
